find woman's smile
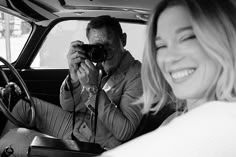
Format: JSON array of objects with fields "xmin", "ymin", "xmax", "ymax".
[{"xmin": 170, "ymin": 68, "xmax": 196, "ymax": 83}]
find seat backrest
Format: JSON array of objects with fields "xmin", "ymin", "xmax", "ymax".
[{"xmin": 130, "ymin": 105, "xmax": 175, "ymax": 139}]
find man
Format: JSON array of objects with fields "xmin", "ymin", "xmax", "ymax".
[
  {"xmin": 60, "ymin": 15, "xmax": 143, "ymax": 148},
  {"xmin": 1, "ymin": 15, "xmax": 143, "ymax": 150}
]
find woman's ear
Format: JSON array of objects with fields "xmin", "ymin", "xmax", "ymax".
[{"xmin": 121, "ymin": 33, "xmax": 127, "ymax": 47}]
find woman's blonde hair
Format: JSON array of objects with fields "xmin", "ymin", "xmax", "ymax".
[{"xmin": 140, "ymin": 0, "xmax": 236, "ymax": 114}]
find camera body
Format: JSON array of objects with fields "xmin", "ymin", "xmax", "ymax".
[{"xmin": 80, "ymin": 44, "xmax": 107, "ymax": 63}]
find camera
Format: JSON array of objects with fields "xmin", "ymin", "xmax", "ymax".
[{"xmin": 80, "ymin": 44, "xmax": 107, "ymax": 63}]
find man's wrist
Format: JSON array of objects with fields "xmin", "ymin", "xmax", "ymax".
[
  {"xmin": 65, "ymin": 75, "xmax": 80, "ymax": 90},
  {"xmin": 85, "ymin": 85, "xmax": 99, "ymax": 96},
  {"xmin": 71, "ymin": 80, "xmax": 80, "ymax": 88}
]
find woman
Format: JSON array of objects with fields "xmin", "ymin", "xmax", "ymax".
[{"xmin": 101, "ymin": 0, "xmax": 236, "ymax": 156}]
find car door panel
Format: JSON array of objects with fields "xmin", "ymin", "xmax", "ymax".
[{"xmin": 19, "ymin": 69, "xmax": 68, "ymax": 106}]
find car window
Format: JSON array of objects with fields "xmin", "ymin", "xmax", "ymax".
[
  {"xmin": 31, "ymin": 20, "xmax": 146, "ymax": 69},
  {"xmin": 0, "ymin": 10, "xmax": 31, "ymax": 64}
]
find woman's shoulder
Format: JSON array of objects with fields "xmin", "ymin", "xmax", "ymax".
[
  {"xmin": 196, "ymin": 100, "xmax": 236, "ymax": 111},
  {"xmin": 170, "ymin": 101, "xmax": 236, "ymax": 131},
  {"xmin": 184, "ymin": 101, "xmax": 236, "ymax": 122},
  {"xmin": 101, "ymin": 101, "xmax": 236, "ymax": 157}
]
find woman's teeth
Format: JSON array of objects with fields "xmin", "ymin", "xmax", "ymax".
[{"xmin": 171, "ymin": 68, "xmax": 195, "ymax": 80}]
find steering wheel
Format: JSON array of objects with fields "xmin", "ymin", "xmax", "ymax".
[{"xmin": 0, "ymin": 56, "xmax": 35, "ymax": 129}]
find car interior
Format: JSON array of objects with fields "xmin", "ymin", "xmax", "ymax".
[{"xmin": 0, "ymin": 0, "xmax": 175, "ymax": 156}]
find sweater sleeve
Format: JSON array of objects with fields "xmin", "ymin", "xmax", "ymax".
[{"xmin": 59, "ymin": 75, "xmax": 85, "ymax": 111}]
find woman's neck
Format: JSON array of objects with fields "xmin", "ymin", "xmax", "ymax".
[
  {"xmin": 187, "ymin": 94, "xmax": 216, "ymax": 111},
  {"xmin": 186, "ymin": 99, "xmax": 207, "ymax": 111}
]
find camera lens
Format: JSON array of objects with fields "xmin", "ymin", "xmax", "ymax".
[{"xmin": 82, "ymin": 44, "xmax": 107, "ymax": 63}]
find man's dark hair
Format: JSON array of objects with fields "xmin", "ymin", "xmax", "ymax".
[{"xmin": 86, "ymin": 15, "xmax": 123, "ymax": 38}]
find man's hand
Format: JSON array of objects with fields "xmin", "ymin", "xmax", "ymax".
[
  {"xmin": 67, "ymin": 40, "xmax": 99, "ymax": 87},
  {"xmin": 78, "ymin": 59, "xmax": 99, "ymax": 88},
  {"xmin": 67, "ymin": 40, "xmax": 86, "ymax": 83}
]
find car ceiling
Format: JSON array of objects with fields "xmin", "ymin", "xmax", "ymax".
[{"xmin": 0, "ymin": 0, "xmax": 159, "ymax": 23}]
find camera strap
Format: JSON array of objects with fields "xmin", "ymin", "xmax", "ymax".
[{"xmin": 67, "ymin": 73, "xmax": 83, "ymax": 142}]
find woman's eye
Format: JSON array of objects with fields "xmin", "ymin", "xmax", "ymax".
[
  {"xmin": 156, "ymin": 46, "xmax": 166, "ymax": 51},
  {"xmin": 155, "ymin": 43, "xmax": 166, "ymax": 50},
  {"xmin": 181, "ymin": 34, "xmax": 196, "ymax": 41}
]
